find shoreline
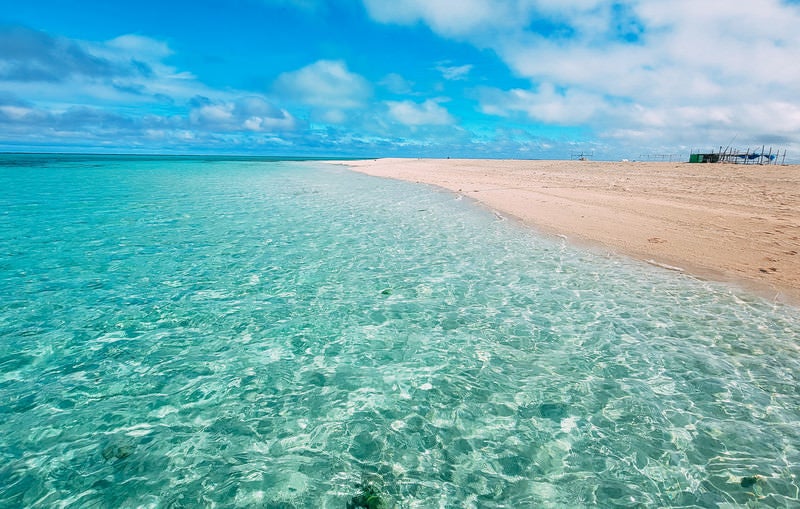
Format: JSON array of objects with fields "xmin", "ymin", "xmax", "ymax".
[{"xmin": 339, "ymin": 158, "xmax": 800, "ymax": 306}]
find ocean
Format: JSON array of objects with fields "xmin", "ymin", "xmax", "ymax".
[{"xmin": 1, "ymin": 154, "xmax": 799, "ymax": 508}]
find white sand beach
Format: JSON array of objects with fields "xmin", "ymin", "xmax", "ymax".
[{"xmin": 344, "ymin": 158, "xmax": 800, "ymax": 304}]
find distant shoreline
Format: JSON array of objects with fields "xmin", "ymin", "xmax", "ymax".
[{"xmin": 341, "ymin": 158, "xmax": 800, "ymax": 305}]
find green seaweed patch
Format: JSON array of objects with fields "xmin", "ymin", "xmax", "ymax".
[
  {"xmin": 101, "ymin": 443, "xmax": 133, "ymax": 461},
  {"xmin": 537, "ymin": 402, "xmax": 568, "ymax": 421},
  {"xmin": 740, "ymin": 475, "xmax": 764, "ymax": 488},
  {"xmin": 346, "ymin": 482, "xmax": 388, "ymax": 509}
]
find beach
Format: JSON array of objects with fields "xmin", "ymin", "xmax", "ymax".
[{"xmin": 345, "ymin": 158, "xmax": 800, "ymax": 304}]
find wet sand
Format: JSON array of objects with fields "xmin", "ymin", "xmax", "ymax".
[{"xmin": 343, "ymin": 158, "xmax": 800, "ymax": 305}]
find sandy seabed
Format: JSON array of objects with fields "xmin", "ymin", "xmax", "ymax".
[{"xmin": 343, "ymin": 158, "xmax": 800, "ymax": 305}]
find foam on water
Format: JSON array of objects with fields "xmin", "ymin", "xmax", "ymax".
[{"xmin": 1, "ymin": 155, "xmax": 799, "ymax": 507}]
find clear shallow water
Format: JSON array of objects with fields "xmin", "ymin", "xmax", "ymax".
[{"xmin": 1, "ymin": 154, "xmax": 799, "ymax": 508}]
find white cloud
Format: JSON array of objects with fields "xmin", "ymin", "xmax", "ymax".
[
  {"xmin": 189, "ymin": 96, "xmax": 296, "ymax": 132},
  {"xmin": 103, "ymin": 34, "xmax": 172, "ymax": 60},
  {"xmin": 0, "ymin": 25, "xmax": 125, "ymax": 83},
  {"xmin": 0, "ymin": 105, "xmax": 34, "ymax": 120},
  {"xmin": 0, "ymin": 28, "xmax": 215, "ymax": 111},
  {"xmin": 387, "ymin": 99, "xmax": 454, "ymax": 126},
  {"xmin": 319, "ymin": 109, "xmax": 347, "ymax": 123},
  {"xmin": 274, "ymin": 59, "xmax": 371, "ymax": 110},
  {"xmin": 191, "ymin": 103, "xmax": 234, "ymax": 124},
  {"xmin": 480, "ymin": 84, "xmax": 601, "ymax": 124},
  {"xmin": 364, "ymin": 0, "xmax": 800, "ymax": 154},
  {"xmin": 0, "ymin": 27, "xmax": 299, "ymax": 145},
  {"xmin": 436, "ymin": 64, "xmax": 473, "ymax": 81},
  {"xmin": 362, "ymin": 0, "xmax": 524, "ymax": 37},
  {"xmin": 380, "ymin": 73, "xmax": 414, "ymax": 94}
]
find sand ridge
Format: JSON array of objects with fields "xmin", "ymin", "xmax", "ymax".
[{"xmin": 342, "ymin": 158, "xmax": 800, "ymax": 305}]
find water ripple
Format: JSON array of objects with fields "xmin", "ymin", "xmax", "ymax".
[{"xmin": 1, "ymin": 157, "xmax": 799, "ymax": 507}]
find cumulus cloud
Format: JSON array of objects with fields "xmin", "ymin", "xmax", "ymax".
[
  {"xmin": 0, "ymin": 25, "xmax": 211, "ymax": 112},
  {"xmin": 274, "ymin": 59, "xmax": 371, "ymax": 110},
  {"xmin": 0, "ymin": 26, "xmax": 301, "ymax": 150},
  {"xmin": 362, "ymin": 0, "xmax": 523, "ymax": 37},
  {"xmin": 0, "ymin": 96, "xmax": 299, "ymax": 151},
  {"xmin": 0, "ymin": 100, "xmax": 156, "ymax": 142},
  {"xmin": 387, "ymin": 99, "xmax": 454, "ymax": 126},
  {"xmin": 364, "ymin": 0, "xmax": 800, "ymax": 153},
  {"xmin": 0, "ymin": 25, "xmax": 122, "ymax": 82},
  {"xmin": 103, "ymin": 34, "xmax": 172, "ymax": 62},
  {"xmin": 189, "ymin": 96, "xmax": 297, "ymax": 132},
  {"xmin": 479, "ymin": 84, "xmax": 602, "ymax": 124}
]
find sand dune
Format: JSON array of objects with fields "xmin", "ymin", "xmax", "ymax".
[{"xmin": 344, "ymin": 158, "xmax": 800, "ymax": 305}]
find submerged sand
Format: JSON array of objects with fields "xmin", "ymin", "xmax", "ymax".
[{"xmin": 343, "ymin": 158, "xmax": 800, "ymax": 305}]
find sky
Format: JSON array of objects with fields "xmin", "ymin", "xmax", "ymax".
[{"xmin": 1, "ymin": 0, "xmax": 799, "ymax": 160}]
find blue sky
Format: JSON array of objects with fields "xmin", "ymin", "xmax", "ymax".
[{"xmin": 1, "ymin": 0, "xmax": 799, "ymax": 160}]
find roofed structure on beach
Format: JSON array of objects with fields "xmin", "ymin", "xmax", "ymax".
[
  {"xmin": 689, "ymin": 153, "xmax": 719, "ymax": 163},
  {"xmin": 689, "ymin": 146, "xmax": 786, "ymax": 164}
]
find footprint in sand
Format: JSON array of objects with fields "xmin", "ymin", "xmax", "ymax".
[
  {"xmin": 648, "ymin": 237, "xmax": 667, "ymax": 244},
  {"xmin": 759, "ymin": 267, "xmax": 778, "ymax": 274}
]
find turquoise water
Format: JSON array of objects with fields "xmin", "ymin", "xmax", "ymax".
[{"xmin": 1, "ymin": 155, "xmax": 799, "ymax": 508}]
